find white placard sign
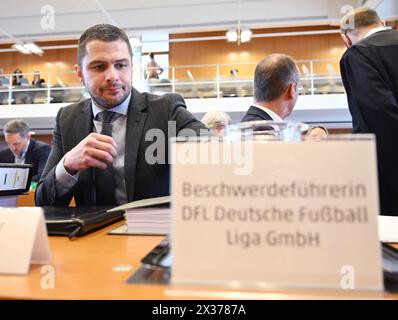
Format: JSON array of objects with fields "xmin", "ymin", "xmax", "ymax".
[
  {"xmin": 171, "ymin": 137, "xmax": 383, "ymax": 290},
  {"xmin": 0, "ymin": 207, "xmax": 51, "ymax": 274}
]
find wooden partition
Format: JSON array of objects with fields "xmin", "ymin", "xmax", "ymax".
[
  {"xmin": 0, "ymin": 26, "xmax": 346, "ymax": 83},
  {"xmin": 169, "ymin": 26, "xmax": 346, "ymax": 80},
  {"xmin": 0, "ymin": 40, "xmax": 78, "ymax": 85}
]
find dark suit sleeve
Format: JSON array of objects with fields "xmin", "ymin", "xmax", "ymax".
[
  {"xmin": 31, "ymin": 143, "xmax": 51, "ymax": 182},
  {"xmin": 35, "ymin": 109, "xmax": 75, "ymax": 206},
  {"xmin": 340, "ymin": 48, "xmax": 398, "ymax": 142},
  {"xmin": 0, "ymin": 148, "xmax": 14, "ymax": 163},
  {"xmin": 340, "ymin": 48, "xmax": 398, "ymax": 209},
  {"xmin": 166, "ymin": 93, "xmax": 208, "ymax": 135}
]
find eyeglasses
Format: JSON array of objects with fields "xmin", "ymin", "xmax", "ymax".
[{"xmin": 294, "ymin": 82, "xmax": 303, "ymax": 93}]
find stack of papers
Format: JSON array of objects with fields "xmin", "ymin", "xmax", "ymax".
[
  {"xmin": 125, "ymin": 206, "xmax": 171, "ymax": 235},
  {"xmin": 378, "ymin": 215, "xmax": 398, "ymax": 242},
  {"xmin": 108, "ymin": 196, "xmax": 171, "ymax": 235}
]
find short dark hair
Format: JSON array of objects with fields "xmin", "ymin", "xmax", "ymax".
[
  {"xmin": 254, "ymin": 54, "xmax": 299, "ymax": 103},
  {"xmin": 77, "ymin": 24, "xmax": 133, "ymax": 65},
  {"xmin": 4, "ymin": 119, "xmax": 30, "ymax": 137},
  {"xmin": 340, "ymin": 7, "xmax": 382, "ymax": 35}
]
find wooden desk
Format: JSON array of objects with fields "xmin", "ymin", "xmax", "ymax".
[
  {"xmin": 0, "ymin": 223, "xmax": 397, "ymax": 300},
  {"xmin": 17, "ymin": 191, "xmax": 76, "ymax": 207},
  {"xmin": 17, "ymin": 191, "xmax": 36, "ymax": 207}
]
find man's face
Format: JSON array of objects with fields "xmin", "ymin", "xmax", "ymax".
[
  {"xmin": 5, "ymin": 132, "xmax": 30, "ymax": 157},
  {"xmin": 75, "ymin": 40, "xmax": 132, "ymax": 109}
]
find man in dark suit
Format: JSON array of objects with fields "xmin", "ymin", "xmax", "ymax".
[
  {"xmin": 340, "ymin": 7, "xmax": 398, "ymax": 215},
  {"xmin": 241, "ymin": 54, "xmax": 301, "ymax": 123},
  {"xmin": 35, "ymin": 24, "xmax": 206, "ymax": 207},
  {"xmin": 0, "ymin": 119, "xmax": 51, "ymax": 183},
  {"xmin": 241, "ymin": 54, "xmax": 328, "ymax": 138}
]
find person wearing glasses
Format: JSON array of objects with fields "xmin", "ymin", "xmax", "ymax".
[
  {"xmin": 241, "ymin": 54, "xmax": 301, "ymax": 123},
  {"xmin": 240, "ymin": 54, "xmax": 327, "ymax": 139},
  {"xmin": 340, "ymin": 7, "xmax": 398, "ymax": 215}
]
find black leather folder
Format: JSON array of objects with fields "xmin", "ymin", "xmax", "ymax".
[
  {"xmin": 43, "ymin": 206, "xmax": 125, "ymax": 239},
  {"xmin": 383, "ymin": 243, "xmax": 398, "ymax": 292}
]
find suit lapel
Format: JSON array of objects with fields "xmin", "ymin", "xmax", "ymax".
[
  {"xmin": 24, "ymin": 139, "xmax": 35, "ymax": 164},
  {"xmin": 78, "ymin": 99, "xmax": 94, "ymax": 143},
  {"xmin": 125, "ymin": 89, "xmax": 148, "ymax": 201},
  {"xmin": 3, "ymin": 149, "xmax": 15, "ymax": 163},
  {"xmin": 78, "ymin": 99, "xmax": 96, "ymax": 204}
]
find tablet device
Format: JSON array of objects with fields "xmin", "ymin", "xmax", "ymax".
[{"xmin": 0, "ymin": 163, "xmax": 33, "ymax": 196}]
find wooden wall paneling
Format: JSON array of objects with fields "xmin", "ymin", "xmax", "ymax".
[
  {"xmin": 0, "ymin": 27, "xmax": 347, "ymax": 86},
  {"xmin": 170, "ymin": 26, "xmax": 346, "ymax": 80},
  {"xmin": 0, "ymin": 41, "xmax": 78, "ymax": 85}
]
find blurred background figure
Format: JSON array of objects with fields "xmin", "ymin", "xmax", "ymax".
[
  {"xmin": 305, "ymin": 126, "xmax": 328, "ymax": 141},
  {"xmin": 12, "ymin": 68, "xmax": 28, "ymax": 86},
  {"xmin": 145, "ymin": 52, "xmax": 164, "ymax": 80},
  {"xmin": 201, "ymin": 111, "xmax": 231, "ymax": 136},
  {"xmin": 230, "ymin": 68, "xmax": 239, "ymax": 77},
  {"xmin": 0, "ymin": 119, "xmax": 51, "ymax": 183},
  {"xmin": 0, "ymin": 68, "xmax": 9, "ymax": 86},
  {"xmin": 32, "ymin": 71, "xmax": 45, "ymax": 86}
]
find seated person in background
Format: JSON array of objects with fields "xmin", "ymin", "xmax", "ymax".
[
  {"xmin": 201, "ymin": 111, "xmax": 231, "ymax": 136},
  {"xmin": 145, "ymin": 52, "xmax": 164, "ymax": 80},
  {"xmin": 12, "ymin": 68, "xmax": 28, "ymax": 86},
  {"xmin": 35, "ymin": 24, "xmax": 206, "ymax": 207},
  {"xmin": 0, "ymin": 68, "xmax": 9, "ymax": 86},
  {"xmin": 305, "ymin": 126, "xmax": 329, "ymax": 141},
  {"xmin": 32, "ymin": 71, "xmax": 46, "ymax": 86},
  {"xmin": 241, "ymin": 53, "xmax": 327, "ymax": 139},
  {"xmin": 0, "ymin": 119, "xmax": 51, "ymax": 183},
  {"xmin": 241, "ymin": 54, "xmax": 300, "ymax": 122}
]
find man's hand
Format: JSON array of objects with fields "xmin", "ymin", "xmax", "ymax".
[{"xmin": 63, "ymin": 133, "xmax": 117, "ymax": 175}]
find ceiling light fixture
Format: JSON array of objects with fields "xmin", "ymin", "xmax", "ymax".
[
  {"xmin": 12, "ymin": 41, "xmax": 43, "ymax": 55},
  {"xmin": 226, "ymin": 29, "xmax": 238, "ymax": 42},
  {"xmin": 240, "ymin": 28, "xmax": 253, "ymax": 43},
  {"xmin": 12, "ymin": 43, "xmax": 30, "ymax": 54},
  {"xmin": 225, "ymin": 0, "xmax": 252, "ymax": 45},
  {"xmin": 24, "ymin": 42, "xmax": 44, "ymax": 55}
]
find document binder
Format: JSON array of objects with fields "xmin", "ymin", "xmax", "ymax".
[
  {"xmin": 383, "ymin": 243, "xmax": 398, "ymax": 292},
  {"xmin": 43, "ymin": 206, "xmax": 125, "ymax": 239}
]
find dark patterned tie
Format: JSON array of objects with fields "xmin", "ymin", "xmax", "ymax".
[{"xmin": 94, "ymin": 111, "xmax": 118, "ymax": 205}]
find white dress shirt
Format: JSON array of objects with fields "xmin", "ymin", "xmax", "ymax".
[
  {"xmin": 363, "ymin": 26, "xmax": 387, "ymax": 39},
  {"xmin": 251, "ymin": 104, "xmax": 284, "ymax": 131},
  {"xmin": 14, "ymin": 140, "xmax": 30, "ymax": 164},
  {"xmin": 55, "ymin": 94, "xmax": 131, "ymax": 204},
  {"xmin": 251, "ymin": 104, "xmax": 284, "ymax": 122}
]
